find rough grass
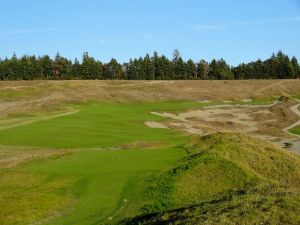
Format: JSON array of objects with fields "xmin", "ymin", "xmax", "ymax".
[
  {"xmin": 126, "ymin": 187, "xmax": 300, "ymax": 225},
  {"xmin": 0, "ymin": 86, "xmax": 46, "ymax": 101},
  {"xmin": 123, "ymin": 133, "xmax": 300, "ymax": 225},
  {"xmin": 232, "ymin": 96, "xmax": 278, "ymax": 105},
  {"xmin": 292, "ymin": 94, "xmax": 300, "ymax": 100},
  {"xmin": 0, "ymin": 170, "xmax": 76, "ymax": 225}
]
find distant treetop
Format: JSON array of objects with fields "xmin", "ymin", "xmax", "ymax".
[{"xmin": 0, "ymin": 50, "xmax": 299, "ymax": 80}]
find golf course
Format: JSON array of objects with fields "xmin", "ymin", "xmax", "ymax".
[
  {"xmin": 2, "ymin": 0, "xmax": 300, "ymax": 223},
  {"xmin": 0, "ymin": 80, "xmax": 300, "ymax": 225}
]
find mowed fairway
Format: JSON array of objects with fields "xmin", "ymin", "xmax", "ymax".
[
  {"xmin": 0, "ymin": 101, "xmax": 198, "ymax": 148},
  {"xmin": 0, "ymin": 101, "xmax": 196, "ymax": 224},
  {"xmin": 20, "ymin": 148, "xmax": 185, "ymax": 225}
]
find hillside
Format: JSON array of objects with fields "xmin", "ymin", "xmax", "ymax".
[{"xmin": 123, "ymin": 133, "xmax": 300, "ymax": 225}]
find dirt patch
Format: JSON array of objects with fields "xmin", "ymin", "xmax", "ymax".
[
  {"xmin": 118, "ymin": 141, "xmax": 168, "ymax": 150},
  {"xmin": 283, "ymin": 101, "xmax": 300, "ymax": 135},
  {"xmin": 0, "ymin": 147, "xmax": 74, "ymax": 169}
]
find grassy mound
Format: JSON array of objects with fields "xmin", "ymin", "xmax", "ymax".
[{"xmin": 123, "ymin": 133, "xmax": 300, "ymax": 225}]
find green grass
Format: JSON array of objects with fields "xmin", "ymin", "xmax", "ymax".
[
  {"xmin": 0, "ymin": 170, "xmax": 76, "ymax": 225},
  {"xmin": 1, "ymin": 99, "xmax": 300, "ymax": 225},
  {"xmin": 292, "ymin": 94, "xmax": 300, "ymax": 100},
  {"xmin": 0, "ymin": 148, "xmax": 185, "ymax": 225},
  {"xmin": 0, "ymin": 101, "xmax": 201, "ymax": 149},
  {"xmin": 0, "ymin": 97, "xmax": 282, "ymax": 149},
  {"xmin": 232, "ymin": 96, "xmax": 278, "ymax": 105},
  {"xmin": 291, "ymin": 127, "xmax": 300, "ymax": 135},
  {"xmin": 124, "ymin": 133, "xmax": 300, "ymax": 225},
  {"xmin": 127, "ymin": 186, "xmax": 300, "ymax": 225},
  {"xmin": 0, "ymin": 101, "xmax": 197, "ymax": 224},
  {"xmin": 0, "ymin": 90, "xmax": 24, "ymax": 98}
]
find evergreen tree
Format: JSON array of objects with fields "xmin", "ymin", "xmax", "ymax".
[
  {"xmin": 52, "ymin": 53, "xmax": 72, "ymax": 79},
  {"xmin": 291, "ymin": 56, "xmax": 300, "ymax": 78},
  {"xmin": 186, "ymin": 59, "xmax": 197, "ymax": 79},
  {"xmin": 197, "ymin": 60, "xmax": 210, "ymax": 80},
  {"xmin": 72, "ymin": 58, "xmax": 81, "ymax": 79},
  {"xmin": 144, "ymin": 54, "xmax": 155, "ymax": 80},
  {"xmin": 9, "ymin": 53, "xmax": 21, "ymax": 80},
  {"xmin": 209, "ymin": 59, "xmax": 233, "ymax": 80},
  {"xmin": 127, "ymin": 59, "xmax": 139, "ymax": 80},
  {"xmin": 19, "ymin": 55, "xmax": 32, "ymax": 80},
  {"xmin": 104, "ymin": 58, "xmax": 122, "ymax": 79},
  {"xmin": 80, "ymin": 52, "xmax": 103, "ymax": 79},
  {"xmin": 0, "ymin": 50, "xmax": 299, "ymax": 80},
  {"xmin": 38, "ymin": 55, "xmax": 53, "ymax": 79},
  {"xmin": 172, "ymin": 49, "xmax": 187, "ymax": 79},
  {"xmin": 152, "ymin": 52, "xmax": 160, "ymax": 79}
]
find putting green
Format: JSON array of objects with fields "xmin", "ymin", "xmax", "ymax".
[{"xmin": 0, "ymin": 101, "xmax": 199, "ymax": 148}]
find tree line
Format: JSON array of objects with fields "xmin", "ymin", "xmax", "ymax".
[{"xmin": 0, "ymin": 50, "xmax": 299, "ymax": 80}]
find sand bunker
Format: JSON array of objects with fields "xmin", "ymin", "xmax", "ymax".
[
  {"xmin": 150, "ymin": 104, "xmax": 274, "ymax": 134},
  {"xmin": 146, "ymin": 99, "xmax": 300, "ymax": 152},
  {"xmin": 144, "ymin": 121, "xmax": 168, "ymax": 129},
  {"xmin": 283, "ymin": 101, "xmax": 300, "ymax": 136}
]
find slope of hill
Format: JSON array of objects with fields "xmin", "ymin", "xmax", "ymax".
[{"xmin": 123, "ymin": 133, "xmax": 300, "ymax": 225}]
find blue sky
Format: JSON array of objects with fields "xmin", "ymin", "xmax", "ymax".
[{"xmin": 0, "ymin": 0, "xmax": 299, "ymax": 65}]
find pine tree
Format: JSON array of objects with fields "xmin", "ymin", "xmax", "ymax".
[
  {"xmin": 38, "ymin": 55, "xmax": 53, "ymax": 79},
  {"xmin": 52, "ymin": 53, "xmax": 72, "ymax": 79},
  {"xmin": 72, "ymin": 58, "xmax": 81, "ymax": 79},
  {"xmin": 291, "ymin": 56, "xmax": 299, "ymax": 78},
  {"xmin": 186, "ymin": 59, "xmax": 196, "ymax": 79},
  {"xmin": 104, "ymin": 58, "xmax": 122, "ymax": 79},
  {"xmin": 80, "ymin": 52, "xmax": 103, "ymax": 79},
  {"xmin": 144, "ymin": 54, "xmax": 155, "ymax": 80},
  {"xmin": 0, "ymin": 50, "xmax": 299, "ymax": 80},
  {"xmin": 197, "ymin": 60, "xmax": 210, "ymax": 80}
]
